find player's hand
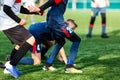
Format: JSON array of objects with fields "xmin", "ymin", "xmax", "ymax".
[{"xmin": 19, "ymin": 19, "xmax": 27, "ymax": 26}]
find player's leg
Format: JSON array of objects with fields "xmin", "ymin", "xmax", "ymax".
[
  {"xmin": 43, "ymin": 37, "xmax": 65, "ymax": 71},
  {"xmin": 61, "ymin": 26, "xmax": 82, "ymax": 73},
  {"xmin": 40, "ymin": 40, "xmax": 53, "ymax": 60},
  {"xmin": 3, "ymin": 25, "xmax": 35, "ymax": 78},
  {"xmin": 66, "ymin": 34, "xmax": 82, "ymax": 73},
  {"xmin": 100, "ymin": 7, "xmax": 109, "ymax": 38},
  {"xmin": 86, "ymin": 8, "xmax": 98, "ymax": 38},
  {"xmin": 5, "ymin": 45, "xmax": 19, "ymax": 61},
  {"xmin": 6, "ymin": 48, "xmax": 34, "ymax": 65},
  {"xmin": 8, "ymin": 44, "xmax": 21, "ymax": 61},
  {"xmin": 32, "ymin": 52, "xmax": 41, "ymax": 65},
  {"xmin": 58, "ymin": 47, "xmax": 67, "ymax": 64},
  {"xmin": 30, "ymin": 39, "xmax": 41, "ymax": 65},
  {"xmin": 32, "ymin": 43, "xmax": 41, "ymax": 65},
  {"xmin": 19, "ymin": 57, "xmax": 34, "ymax": 65},
  {"xmin": 9, "ymin": 36, "xmax": 35, "ymax": 66},
  {"xmin": 86, "ymin": 16, "xmax": 96, "ymax": 38}
]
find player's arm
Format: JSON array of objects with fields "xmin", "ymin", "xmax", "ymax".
[
  {"xmin": 20, "ymin": 6, "xmax": 38, "ymax": 15},
  {"xmin": 39, "ymin": 0, "xmax": 64, "ymax": 12},
  {"xmin": 3, "ymin": 5, "xmax": 21, "ymax": 23}
]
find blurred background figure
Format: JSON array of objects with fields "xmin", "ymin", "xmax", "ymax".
[
  {"xmin": 22, "ymin": 0, "xmax": 36, "ymax": 24},
  {"xmin": 86, "ymin": 0, "xmax": 110, "ymax": 38}
]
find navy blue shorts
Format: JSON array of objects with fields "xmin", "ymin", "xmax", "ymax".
[{"xmin": 48, "ymin": 25, "xmax": 76, "ymax": 40}]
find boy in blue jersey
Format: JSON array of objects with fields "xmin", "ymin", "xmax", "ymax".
[{"xmin": 29, "ymin": 0, "xmax": 82, "ymax": 73}]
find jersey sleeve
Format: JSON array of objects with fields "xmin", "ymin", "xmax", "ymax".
[
  {"xmin": 3, "ymin": 5, "xmax": 21, "ymax": 23},
  {"xmin": 3, "ymin": 0, "xmax": 21, "ymax": 23}
]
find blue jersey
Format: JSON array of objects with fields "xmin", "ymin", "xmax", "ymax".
[
  {"xmin": 47, "ymin": 0, "xmax": 68, "ymax": 28},
  {"xmin": 28, "ymin": 22, "xmax": 52, "ymax": 41}
]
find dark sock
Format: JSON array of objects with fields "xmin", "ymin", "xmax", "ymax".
[
  {"xmin": 45, "ymin": 62, "xmax": 52, "ymax": 67},
  {"xmin": 66, "ymin": 64, "xmax": 74, "ymax": 68},
  {"xmin": 10, "ymin": 48, "xmax": 17, "ymax": 60},
  {"xmin": 101, "ymin": 13, "xmax": 106, "ymax": 34},
  {"xmin": 41, "ymin": 47, "xmax": 48, "ymax": 57},
  {"xmin": 87, "ymin": 17, "xmax": 95, "ymax": 35},
  {"xmin": 10, "ymin": 42, "xmax": 32, "ymax": 66}
]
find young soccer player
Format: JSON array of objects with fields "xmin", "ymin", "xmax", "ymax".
[
  {"xmin": 22, "ymin": 0, "xmax": 36, "ymax": 24},
  {"xmin": 29, "ymin": 0, "xmax": 82, "ymax": 73},
  {"xmin": 28, "ymin": 19, "xmax": 77, "ymax": 66},
  {"xmin": 86, "ymin": 0, "xmax": 110, "ymax": 38},
  {"xmin": 0, "ymin": 0, "xmax": 38, "ymax": 78}
]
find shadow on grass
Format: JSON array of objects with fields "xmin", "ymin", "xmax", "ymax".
[
  {"xmin": 108, "ymin": 30, "xmax": 120, "ymax": 36},
  {"xmin": 75, "ymin": 52, "xmax": 120, "ymax": 79}
]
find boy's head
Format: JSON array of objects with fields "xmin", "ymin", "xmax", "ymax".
[{"xmin": 65, "ymin": 19, "xmax": 78, "ymax": 30}]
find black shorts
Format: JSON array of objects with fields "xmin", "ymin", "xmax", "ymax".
[{"xmin": 3, "ymin": 25, "xmax": 32, "ymax": 44}]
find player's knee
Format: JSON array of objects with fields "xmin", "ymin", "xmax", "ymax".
[
  {"xmin": 101, "ymin": 13, "xmax": 106, "ymax": 23},
  {"xmin": 26, "ymin": 36, "xmax": 35, "ymax": 46},
  {"xmin": 59, "ymin": 41, "xmax": 65, "ymax": 46}
]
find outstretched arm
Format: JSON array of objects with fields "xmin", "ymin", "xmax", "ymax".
[
  {"xmin": 29, "ymin": 0, "xmax": 63, "ymax": 13},
  {"xmin": 20, "ymin": 6, "xmax": 39, "ymax": 14},
  {"xmin": 3, "ymin": 5, "xmax": 26, "ymax": 25},
  {"xmin": 39, "ymin": 0, "xmax": 63, "ymax": 12}
]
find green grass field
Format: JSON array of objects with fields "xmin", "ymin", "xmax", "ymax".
[{"xmin": 0, "ymin": 10, "xmax": 120, "ymax": 80}]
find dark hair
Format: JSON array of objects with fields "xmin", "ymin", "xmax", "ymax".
[{"xmin": 66, "ymin": 19, "xmax": 78, "ymax": 28}]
